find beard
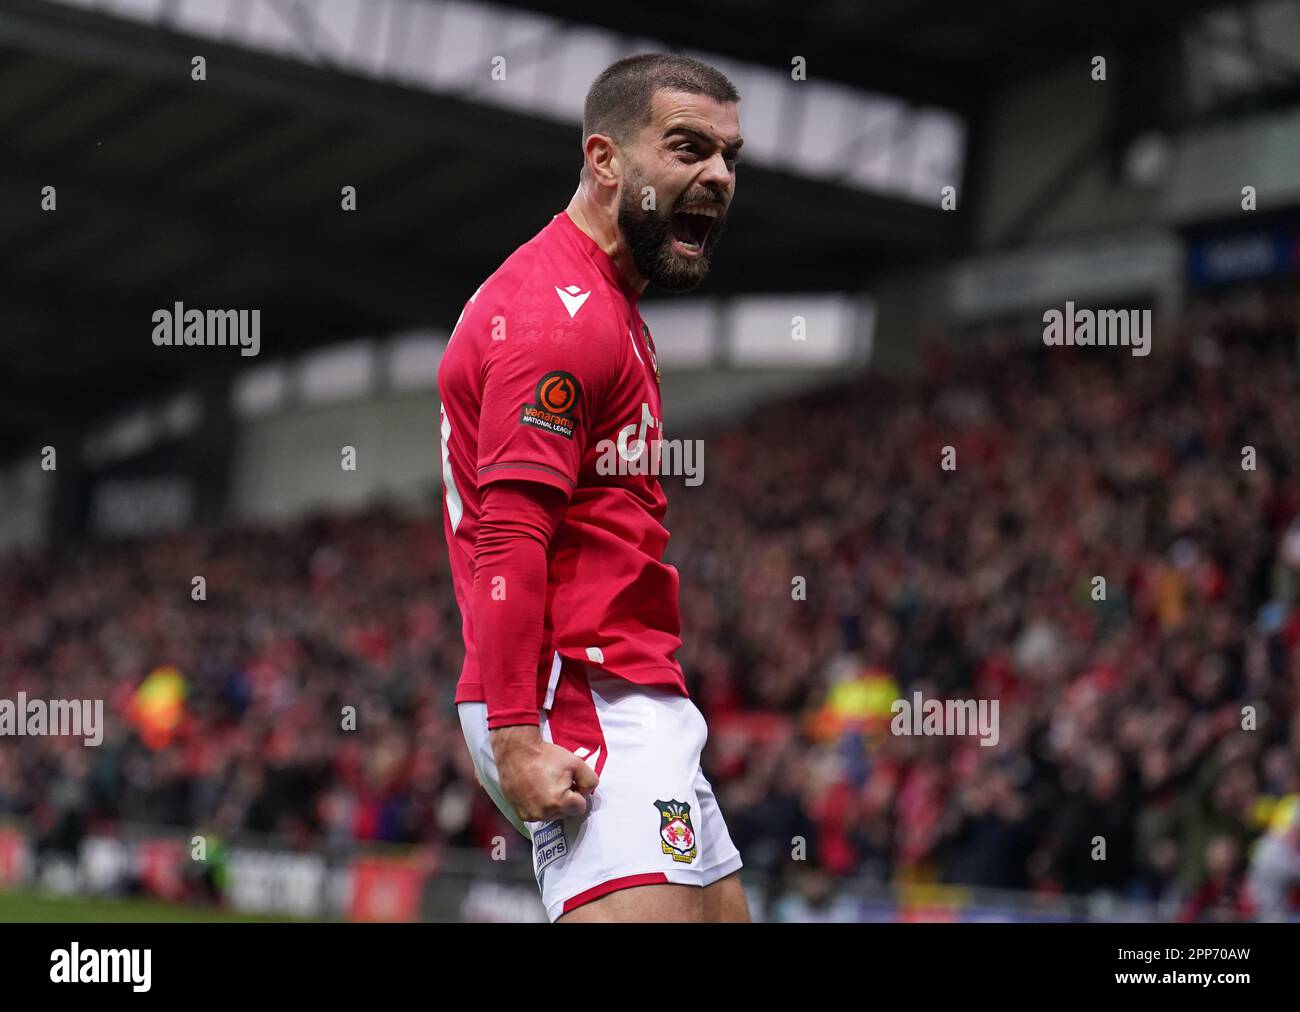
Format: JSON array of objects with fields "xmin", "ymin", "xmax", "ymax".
[{"xmin": 617, "ymin": 163, "xmax": 727, "ymax": 293}]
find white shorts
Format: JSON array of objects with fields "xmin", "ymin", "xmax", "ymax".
[{"xmin": 458, "ymin": 655, "xmax": 743, "ymax": 921}]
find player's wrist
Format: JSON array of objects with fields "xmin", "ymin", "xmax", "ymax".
[{"xmin": 489, "ymin": 722, "xmax": 542, "ymax": 755}]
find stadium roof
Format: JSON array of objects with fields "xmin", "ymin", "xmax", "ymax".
[
  {"xmin": 502, "ymin": 0, "xmax": 1246, "ymax": 109},
  {"xmin": 0, "ymin": 0, "xmax": 1251, "ymax": 457}
]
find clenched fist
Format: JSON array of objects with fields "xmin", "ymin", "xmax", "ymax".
[{"xmin": 491, "ymin": 725, "xmax": 599, "ymax": 823}]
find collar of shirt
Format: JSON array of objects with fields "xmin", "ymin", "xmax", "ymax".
[{"xmin": 555, "ymin": 210, "xmax": 642, "ymax": 309}]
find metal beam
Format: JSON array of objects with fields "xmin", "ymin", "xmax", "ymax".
[
  {"xmin": 490, "ymin": 0, "xmax": 983, "ymax": 112},
  {"xmin": 0, "ymin": 154, "xmax": 448, "ymax": 319},
  {"xmin": 0, "ymin": 0, "xmax": 576, "ymax": 152}
]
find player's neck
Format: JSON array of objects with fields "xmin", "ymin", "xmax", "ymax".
[{"xmin": 564, "ymin": 187, "xmax": 648, "ymax": 296}]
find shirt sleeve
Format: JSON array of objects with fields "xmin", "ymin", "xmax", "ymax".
[
  {"xmin": 473, "ymin": 480, "xmax": 567, "ymax": 729},
  {"xmin": 475, "ymin": 316, "xmax": 612, "ymax": 497}
]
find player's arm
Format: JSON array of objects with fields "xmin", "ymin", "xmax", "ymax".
[
  {"xmin": 473, "ymin": 479, "xmax": 564, "ymax": 730},
  {"xmin": 473, "ymin": 479, "xmax": 597, "ymax": 822},
  {"xmin": 471, "ymin": 302, "xmax": 617, "ymax": 821}
]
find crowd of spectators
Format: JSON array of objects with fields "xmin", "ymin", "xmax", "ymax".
[{"xmin": 3, "ymin": 286, "xmax": 1300, "ymax": 920}]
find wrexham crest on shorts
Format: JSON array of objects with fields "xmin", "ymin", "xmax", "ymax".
[{"xmin": 654, "ymin": 800, "xmax": 698, "ymax": 863}]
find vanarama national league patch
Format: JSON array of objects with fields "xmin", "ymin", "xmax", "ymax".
[
  {"xmin": 519, "ymin": 370, "xmax": 580, "ymax": 439},
  {"xmin": 654, "ymin": 800, "xmax": 698, "ymax": 863}
]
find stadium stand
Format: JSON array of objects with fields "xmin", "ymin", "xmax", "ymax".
[{"xmin": 4, "ymin": 286, "xmax": 1300, "ymax": 921}]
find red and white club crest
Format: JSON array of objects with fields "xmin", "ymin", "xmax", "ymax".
[{"xmin": 654, "ymin": 800, "xmax": 698, "ymax": 863}]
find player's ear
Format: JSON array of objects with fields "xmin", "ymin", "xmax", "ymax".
[{"xmin": 584, "ymin": 133, "xmax": 620, "ymax": 188}]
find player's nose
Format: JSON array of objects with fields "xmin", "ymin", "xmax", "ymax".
[{"xmin": 697, "ymin": 152, "xmax": 733, "ymax": 193}]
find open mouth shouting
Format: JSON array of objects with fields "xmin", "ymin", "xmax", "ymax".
[
  {"xmin": 619, "ymin": 173, "xmax": 731, "ymax": 291},
  {"xmin": 670, "ymin": 202, "xmax": 724, "ymax": 258}
]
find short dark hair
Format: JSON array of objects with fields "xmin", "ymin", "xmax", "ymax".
[{"xmin": 582, "ymin": 53, "xmax": 739, "ymax": 149}]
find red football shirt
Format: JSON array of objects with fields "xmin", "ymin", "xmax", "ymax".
[{"xmin": 438, "ymin": 210, "xmax": 685, "ymax": 714}]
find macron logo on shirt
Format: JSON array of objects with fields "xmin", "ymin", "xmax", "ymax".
[{"xmin": 555, "ymin": 284, "xmax": 591, "ymax": 319}]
